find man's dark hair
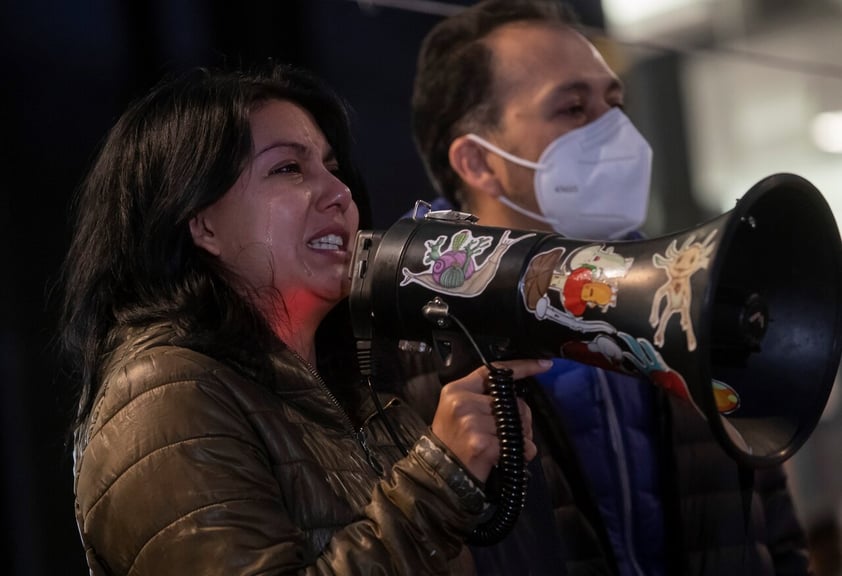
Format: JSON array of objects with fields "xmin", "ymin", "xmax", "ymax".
[{"xmin": 411, "ymin": 0, "xmax": 579, "ymax": 207}]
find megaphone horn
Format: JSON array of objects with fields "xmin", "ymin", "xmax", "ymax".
[{"xmin": 349, "ymin": 173, "xmax": 842, "ymax": 469}]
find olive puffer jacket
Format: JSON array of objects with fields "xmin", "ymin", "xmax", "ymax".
[{"xmin": 73, "ymin": 324, "xmax": 485, "ymax": 575}]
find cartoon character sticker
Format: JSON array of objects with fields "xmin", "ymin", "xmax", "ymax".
[
  {"xmin": 649, "ymin": 230, "xmax": 718, "ymax": 351},
  {"xmin": 400, "ymin": 229, "xmax": 534, "ymax": 296},
  {"xmin": 401, "ymin": 229, "xmax": 742, "ymax": 420},
  {"xmin": 521, "ymin": 239, "xmax": 742, "ymax": 417},
  {"xmin": 521, "ymin": 244, "xmax": 633, "ymax": 333},
  {"xmin": 712, "ymin": 379, "xmax": 740, "ymax": 414},
  {"xmin": 559, "ymin": 331, "xmax": 741, "ymax": 416}
]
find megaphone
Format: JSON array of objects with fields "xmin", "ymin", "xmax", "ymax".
[
  {"xmin": 348, "ymin": 173, "xmax": 842, "ymax": 541},
  {"xmin": 351, "ymin": 172, "xmax": 841, "ymax": 464}
]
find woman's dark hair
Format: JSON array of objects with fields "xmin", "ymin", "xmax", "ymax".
[
  {"xmin": 59, "ymin": 64, "xmax": 370, "ymax": 438},
  {"xmin": 411, "ymin": 0, "xmax": 579, "ymax": 206}
]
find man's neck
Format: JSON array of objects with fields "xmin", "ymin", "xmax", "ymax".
[{"xmin": 465, "ymin": 195, "xmax": 552, "ymax": 232}]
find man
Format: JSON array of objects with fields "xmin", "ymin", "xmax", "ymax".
[{"xmin": 408, "ymin": 1, "xmax": 808, "ymax": 574}]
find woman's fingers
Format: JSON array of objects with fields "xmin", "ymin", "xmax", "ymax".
[
  {"xmin": 489, "ymin": 358, "xmax": 553, "ymax": 381},
  {"xmin": 431, "ymin": 359, "xmax": 549, "ymax": 481},
  {"xmin": 523, "ymin": 437, "xmax": 538, "ymax": 463},
  {"xmin": 449, "ymin": 359, "xmax": 553, "ymax": 393}
]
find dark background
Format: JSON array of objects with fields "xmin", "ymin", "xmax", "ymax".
[{"xmin": 0, "ymin": 1, "xmax": 703, "ymax": 573}]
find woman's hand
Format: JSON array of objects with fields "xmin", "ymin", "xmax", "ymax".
[{"xmin": 431, "ymin": 358, "xmax": 552, "ymax": 482}]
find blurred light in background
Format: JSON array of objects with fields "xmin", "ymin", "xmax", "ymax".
[
  {"xmin": 812, "ymin": 111, "xmax": 842, "ymax": 153},
  {"xmin": 602, "ymin": 0, "xmax": 715, "ymax": 40},
  {"xmin": 604, "ymin": 0, "xmax": 842, "ymax": 226}
]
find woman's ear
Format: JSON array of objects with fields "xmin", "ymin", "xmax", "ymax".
[
  {"xmin": 448, "ymin": 136, "xmax": 505, "ymax": 200},
  {"xmin": 188, "ymin": 210, "xmax": 222, "ymax": 256}
]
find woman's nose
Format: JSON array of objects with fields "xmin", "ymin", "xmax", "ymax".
[{"xmin": 318, "ymin": 170, "xmax": 352, "ymax": 212}]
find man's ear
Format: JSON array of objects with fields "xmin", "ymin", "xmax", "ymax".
[
  {"xmin": 448, "ymin": 136, "xmax": 505, "ymax": 199},
  {"xmin": 188, "ymin": 210, "xmax": 222, "ymax": 256}
]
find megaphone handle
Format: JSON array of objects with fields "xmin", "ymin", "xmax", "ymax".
[
  {"xmin": 467, "ymin": 363, "xmax": 529, "ymax": 546},
  {"xmin": 421, "ymin": 299, "xmax": 530, "ymax": 545}
]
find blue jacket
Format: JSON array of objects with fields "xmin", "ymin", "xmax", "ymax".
[{"xmin": 537, "ymin": 360, "xmax": 665, "ymax": 576}]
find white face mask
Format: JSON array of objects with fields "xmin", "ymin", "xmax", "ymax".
[{"xmin": 466, "ymin": 108, "xmax": 653, "ymax": 240}]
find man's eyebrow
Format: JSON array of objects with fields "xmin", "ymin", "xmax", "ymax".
[{"xmin": 546, "ymin": 77, "xmax": 625, "ymax": 99}]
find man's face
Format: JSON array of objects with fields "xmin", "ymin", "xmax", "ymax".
[{"xmin": 481, "ymin": 22, "xmax": 625, "ymax": 216}]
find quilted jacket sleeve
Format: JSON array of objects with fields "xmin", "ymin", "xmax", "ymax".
[{"xmin": 74, "ymin": 348, "xmax": 484, "ymax": 575}]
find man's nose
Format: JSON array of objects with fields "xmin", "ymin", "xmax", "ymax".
[{"xmin": 589, "ymin": 99, "xmax": 613, "ymax": 124}]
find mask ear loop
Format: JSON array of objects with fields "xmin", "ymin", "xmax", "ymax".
[
  {"xmin": 464, "ymin": 134, "xmax": 545, "ymax": 170},
  {"xmin": 463, "ymin": 134, "xmax": 553, "ymax": 225},
  {"xmin": 496, "ymin": 196, "xmax": 553, "ymax": 225}
]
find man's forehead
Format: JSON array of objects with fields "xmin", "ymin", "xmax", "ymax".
[
  {"xmin": 484, "ymin": 21, "xmax": 585, "ymax": 68},
  {"xmin": 484, "ymin": 22, "xmax": 617, "ymax": 101}
]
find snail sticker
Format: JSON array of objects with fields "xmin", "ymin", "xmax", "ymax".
[
  {"xmin": 400, "ymin": 229, "xmax": 534, "ymax": 297},
  {"xmin": 521, "ymin": 244, "xmax": 633, "ymax": 333},
  {"xmin": 649, "ymin": 229, "xmax": 718, "ymax": 351}
]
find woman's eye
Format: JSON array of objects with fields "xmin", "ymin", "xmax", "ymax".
[{"xmin": 269, "ymin": 162, "xmax": 301, "ymax": 176}]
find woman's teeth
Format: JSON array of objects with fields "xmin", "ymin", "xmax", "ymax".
[{"xmin": 308, "ymin": 234, "xmax": 343, "ymax": 250}]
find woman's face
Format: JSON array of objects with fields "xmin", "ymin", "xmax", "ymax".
[{"xmin": 190, "ymin": 99, "xmax": 359, "ymax": 323}]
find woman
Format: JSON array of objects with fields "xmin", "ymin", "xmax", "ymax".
[{"xmin": 59, "ymin": 64, "xmax": 550, "ymax": 574}]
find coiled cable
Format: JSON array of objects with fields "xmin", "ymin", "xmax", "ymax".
[{"xmin": 422, "ymin": 298, "xmax": 528, "ymax": 546}]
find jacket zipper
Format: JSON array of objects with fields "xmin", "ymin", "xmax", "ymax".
[
  {"xmin": 290, "ymin": 350, "xmax": 385, "ymax": 476},
  {"xmin": 597, "ymin": 368, "xmax": 646, "ymax": 576}
]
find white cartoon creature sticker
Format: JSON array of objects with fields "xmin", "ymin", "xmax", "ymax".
[{"xmin": 649, "ymin": 229, "xmax": 718, "ymax": 351}]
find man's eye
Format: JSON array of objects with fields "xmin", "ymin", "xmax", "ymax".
[
  {"xmin": 269, "ymin": 162, "xmax": 301, "ymax": 176},
  {"xmin": 560, "ymin": 105, "xmax": 585, "ymax": 117}
]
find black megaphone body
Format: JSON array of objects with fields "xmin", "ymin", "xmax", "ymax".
[{"xmin": 349, "ymin": 173, "xmax": 842, "ymax": 469}]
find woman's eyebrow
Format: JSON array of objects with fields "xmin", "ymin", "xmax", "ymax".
[{"xmin": 255, "ymin": 140, "xmax": 309, "ymax": 159}]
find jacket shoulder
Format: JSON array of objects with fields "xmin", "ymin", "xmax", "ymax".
[{"xmin": 74, "ymin": 342, "xmax": 287, "ymax": 574}]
